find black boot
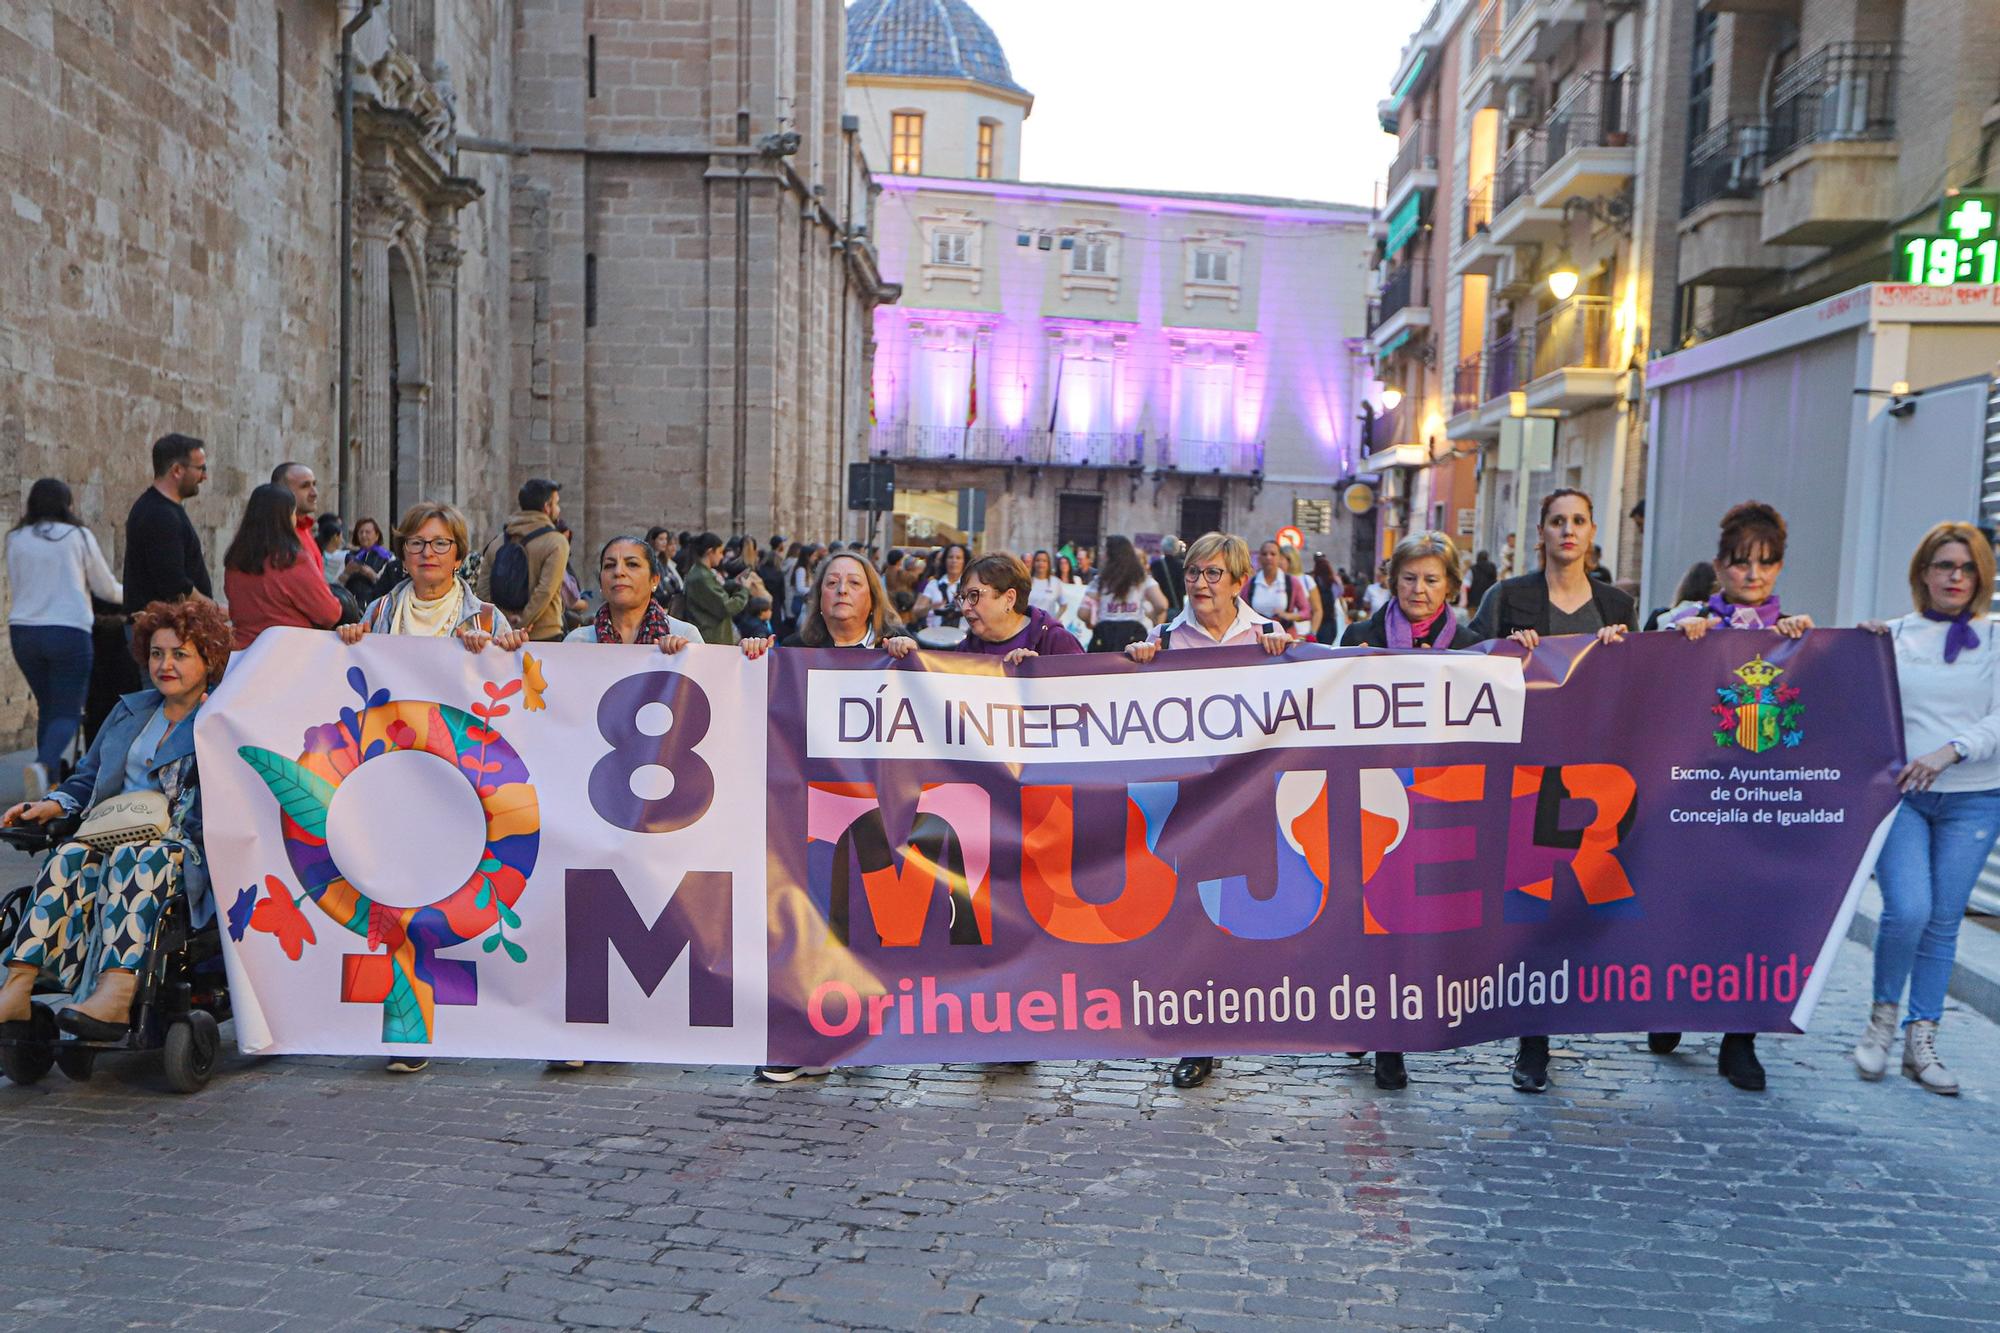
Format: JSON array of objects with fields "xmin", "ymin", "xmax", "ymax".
[
  {"xmin": 1718, "ymin": 1032, "xmax": 1765, "ymax": 1091},
  {"xmin": 1512, "ymin": 1035, "xmax": 1550, "ymax": 1093},
  {"xmin": 1648, "ymin": 1031, "xmax": 1682, "ymax": 1055},
  {"xmin": 1171, "ymin": 1056, "xmax": 1213, "ymax": 1089},
  {"xmin": 1373, "ymin": 1051, "xmax": 1407, "ymax": 1090}
]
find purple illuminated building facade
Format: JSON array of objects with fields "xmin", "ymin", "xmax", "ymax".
[{"xmin": 848, "ymin": 0, "xmax": 1377, "ymax": 558}]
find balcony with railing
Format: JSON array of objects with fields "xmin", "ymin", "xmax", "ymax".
[
  {"xmin": 868, "ymin": 424, "xmax": 1143, "ymax": 470},
  {"xmin": 1157, "ymin": 438, "xmax": 1264, "ymax": 477},
  {"xmin": 1758, "ymin": 42, "xmax": 1902, "ymax": 246},
  {"xmin": 1482, "ymin": 327, "xmax": 1532, "ymax": 404},
  {"xmin": 1488, "ymin": 133, "xmax": 1563, "ymax": 247},
  {"xmin": 1453, "ymin": 177, "xmax": 1504, "ymax": 275},
  {"xmin": 1524, "ymin": 294, "xmax": 1619, "ymax": 410},
  {"xmin": 1385, "ymin": 120, "xmax": 1439, "ymax": 216},
  {"xmin": 1534, "ymin": 70, "xmax": 1637, "ymax": 204},
  {"xmin": 1451, "ymin": 355, "xmax": 1485, "ymax": 420},
  {"xmin": 1368, "ymin": 251, "xmax": 1432, "ymax": 351},
  {"xmin": 1678, "ymin": 119, "xmax": 1797, "ymax": 286}
]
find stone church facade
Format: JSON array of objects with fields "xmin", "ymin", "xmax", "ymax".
[{"xmin": 0, "ymin": 0, "xmax": 892, "ymax": 743}]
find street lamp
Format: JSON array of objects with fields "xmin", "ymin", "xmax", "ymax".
[
  {"xmin": 1379, "ymin": 385, "xmax": 1404, "ymax": 412},
  {"xmin": 1546, "ymin": 252, "xmax": 1580, "ymax": 301}
]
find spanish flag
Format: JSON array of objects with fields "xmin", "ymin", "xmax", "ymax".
[{"xmin": 966, "ymin": 344, "xmax": 979, "ymax": 427}]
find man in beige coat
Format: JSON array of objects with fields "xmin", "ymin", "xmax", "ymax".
[{"xmin": 477, "ymin": 478, "xmax": 571, "ymax": 642}]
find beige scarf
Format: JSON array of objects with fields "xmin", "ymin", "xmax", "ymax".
[{"xmin": 390, "ymin": 579, "xmax": 468, "ymax": 638}]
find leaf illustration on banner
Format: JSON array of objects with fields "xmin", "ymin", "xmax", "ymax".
[
  {"xmin": 237, "ymin": 746, "xmax": 336, "ymax": 839},
  {"xmin": 366, "ymin": 903, "xmax": 407, "ymax": 953},
  {"xmin": 225, "ymin": 886, "xmax": 256, "ymax": 942},
  {"xmin": 521, "ymin": 654, "xmax": 548, "ymax": 711}
]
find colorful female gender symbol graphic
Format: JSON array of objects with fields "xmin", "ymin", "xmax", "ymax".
[{"xmin": 237, "ymin": 668, "xmax": 540, "ymax": 1044}]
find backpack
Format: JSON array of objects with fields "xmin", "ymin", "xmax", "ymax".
[{"xmin": 489, "ymin": 525, "xmax": 555, "ymax": 614}]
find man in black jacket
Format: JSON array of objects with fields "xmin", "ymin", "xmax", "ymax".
[
  {"xmin": 1151, "ymin": 536, "xmax": 1186, "ymax": 618},
  {"xmin": 1465, "ymin": 549, "xmax": 1498, "ymax": 611},
  {"xmin": 123, "ymin": 433, "xmax": 212, "ymax": 614}
]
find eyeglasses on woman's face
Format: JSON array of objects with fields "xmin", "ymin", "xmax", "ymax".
[
  {"xmin": 403, "ymin": 537, "xmax": 457, "ymax": 556},
  {"xmin": 1185, "ymin": 564, "xmax": 1230, "ymax": 584},
  {"xmin": 1930, "ymin": 559, "xmax": 1977, "ymax": 579}
]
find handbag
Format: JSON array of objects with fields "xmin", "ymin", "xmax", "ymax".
[{"xmin": 73, "ymin": 790, "xmax": 171, "ymax": 852}]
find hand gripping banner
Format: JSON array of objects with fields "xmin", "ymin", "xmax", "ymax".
[{"xmin": 196, "ymin": 628, "xmax": 1903, "ymax": 1062}]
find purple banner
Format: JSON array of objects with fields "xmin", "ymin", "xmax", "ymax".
[{"xmin": 764, "ymin": 631, "xmax": 1903, "ymax": 1063}]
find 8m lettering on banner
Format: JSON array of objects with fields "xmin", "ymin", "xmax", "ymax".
[{"xmin": 566, "ymin": 671, "xmax": 734, "ymax": 1027}]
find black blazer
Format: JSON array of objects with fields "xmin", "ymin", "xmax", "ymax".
[
  {"xmin": 1341, "ymin": 604, "xmax": 1486, "ymax": 650},
  {"xmin": 1468, "ymin": 571, "xmax": 1637, "ymax": 640}
]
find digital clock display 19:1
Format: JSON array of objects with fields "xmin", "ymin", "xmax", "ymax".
[{"xmin": 1900, "ymin": 235, "xmax": 2000, "ymax": 286}]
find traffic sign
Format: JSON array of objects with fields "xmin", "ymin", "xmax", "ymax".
[{"xmin": 1275, "ymin": 526, "xmax": 1305, "ymax": 549}]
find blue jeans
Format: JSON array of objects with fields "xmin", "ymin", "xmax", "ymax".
[
  {"xmin": 9, "ymin": 625, "xmax": 92, "ymax": 773},
  {"xmin": 1872, "ymin": 788, "xmax": 2000, "ymax": 1023}
]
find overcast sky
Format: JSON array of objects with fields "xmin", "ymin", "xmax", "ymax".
[{"xmin": 969, "ymin": 0, "xmax": 1431, "ymax": 207}]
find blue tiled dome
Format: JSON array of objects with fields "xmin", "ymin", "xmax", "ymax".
[{"xmin": 846, "ymin": 0, "xmax": 1029, "ymax": 96}]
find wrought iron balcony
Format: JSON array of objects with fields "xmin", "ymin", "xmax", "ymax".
[
  {"xmin": 1387, "ymin": 121, "xmax": 1438, "ymax": 196},
  {"xmin": 1370, "ymin": 257, "xmax": 1420, "ymax": 332},
  {"xmin": 1050, "ymin": 431, "xmax": 1144, "ymax": 469},
  {"xmin": 1157, "ymin": 438, "xmax": 1264, "ymax": 476},
  {"xmin": 1681, "ymin": 119, "xmax": 1769, "ymax": 216},
  {"xmin": 1468, "ymin": 0, "xmax": 1501, "ymax": 67},
  {"xmin": 1543, "ymin": 70, "xmax": 1634, "ymax": 165},
  {"xmin": 1765, "ymin": 41, "xmax": 1899, "ymax": 163},
  {"xmin": 1461, "ymin": 179, "xmax": 1494, "ymax": 241},
  {"xmin": 1452, "ymin": 355, "xmax": 1485, "ymax": 418},
  {"xmin": 1482, "ymin": 327, "xmax": 1533, "ymax": 403},
  {"xmin": 1494, "ymin": 133, "xmax": 1545, "ymax": 214}
]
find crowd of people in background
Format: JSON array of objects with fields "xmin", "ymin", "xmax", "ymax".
[{"xmin": 4, "ymin": 432, "xmax": 1997, "ymax": 1100}]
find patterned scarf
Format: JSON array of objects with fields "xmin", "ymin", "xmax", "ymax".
[
  {"xmin": 1386, "ymin": 599, "xmax": 1456, "ymax": 649},
  {"xmin": 1923, "ymin": 607, "xmax": 1982, "ymax": 663},
  {"xmin": 1704, "ymin": 592, "xmax": 1782, "ymax": 631},
  {"xmin": 594, "ymin": 596, "xmax": 675, "ymax": 645}
]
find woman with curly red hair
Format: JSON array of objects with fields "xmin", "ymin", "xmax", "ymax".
[{"xmin": 0, "ymin": 597, "xmax": 231, "ymax": 1041}]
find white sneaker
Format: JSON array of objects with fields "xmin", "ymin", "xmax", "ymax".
[
  {"xmin": 1902, "ymin": 1020, "xmax": 1959, "ymax": 1095},
  {"xmin": 21, "ymin": 763, "xmax": 47, "ymax": 802},
  {"xmin": 384, "ymin": 1056, "xmax": 430, "ymax": 1074},
  {"xmin": 1853, "ymin": 1001, "xmax": 1898, "ymax": 1081},
  {"xmin": 754, "ymin": 1065, "xmax": 831, "ymax": 1084}
]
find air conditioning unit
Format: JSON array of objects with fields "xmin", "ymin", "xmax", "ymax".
[{"xmin": 1503, "ymin": 82, "xmax": 1540, "ymax": 126}]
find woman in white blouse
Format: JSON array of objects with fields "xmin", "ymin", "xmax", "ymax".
[
  {"xmin": 1857, "ymin": 522, "xmax": 2000, "ymax": 1094},
  {"xmin": 5, "ymin": 480, "xmax": 122, "ymax": 796}
]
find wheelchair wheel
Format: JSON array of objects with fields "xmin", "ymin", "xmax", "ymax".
[
  {"xmin": 54, "ymin": 1046, "xmax": 95, "ymax": 1082},
  {"xmin": 163, "ymin": 1012, "xmax": 219, "ymax": 1094},
  {"xmin": 0, "ymin": 1040, "xmax": 54, "ymax": 1087}
]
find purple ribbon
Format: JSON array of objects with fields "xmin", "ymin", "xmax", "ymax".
[
  {"xmin": 1386, "ymin": 600, "xmax": 1455, "ymax": 650},
  {"xmin": 1923, "ymin": 607, "xmax": 1982, "ymax": 663},
  {"xmin": 1704, "ymin": 593, "xmax": 1782, "ymax": 631}
]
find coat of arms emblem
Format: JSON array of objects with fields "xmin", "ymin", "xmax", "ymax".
[{"xmin": 1712, "ymin": 655, "xmax": 1803, "ymax": 752}]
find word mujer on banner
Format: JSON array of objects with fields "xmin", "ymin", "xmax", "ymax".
[{"xmin": 804, "ymin": 650, "xmax": 1526, "ymax": 765}]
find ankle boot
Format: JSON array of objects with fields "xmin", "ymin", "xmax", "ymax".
[
  {"xmin": 1511, "ymin": 1036, "xmax": 1550, "ymax": 1093},
  {"xmin": 0, "ymin": 963, "xmax": 37, "ymax": 1027},
  {"xmin": 57, "ymin": 968, "xmax": 138, "ymax": 1040},
  {"xmin": 1853, "ymin": 1001, "xmax": 1898, "ymax": 1081},
  {"xmin": 1902, "ymin": 1020, "xmax": 1959, "ymax": 1096},
  {"xmin": 1718, "ymin": 1032, "xmax": 1765, "ymax": 1091}
]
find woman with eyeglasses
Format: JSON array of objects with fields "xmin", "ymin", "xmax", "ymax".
[
  {"xmin": 1852, "ymin": 522, "xmax": 1999, "ymax": 1095},
  {"xmin": 1651, "ymin": 501, "xmax": 1812, "ymax": 1092},
  {"xmin": 1125, "ymin": 532, "xmax": 1290, "ymax": 1090},
  {"xmin": 336, "ymin": 503, "xmax": 528, "ymax": 1074},
  {"xmin": 950, "ymin": 553, "xmax": 1086, "ymax": 663}
]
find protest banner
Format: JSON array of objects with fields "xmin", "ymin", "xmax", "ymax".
[{"xmin": 196, "ymin": 628, "xmax": 1903, "ymax": 1062}]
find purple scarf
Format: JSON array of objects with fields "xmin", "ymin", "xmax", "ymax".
[
  {"xmin": 1704, "ymin": 593, "xmax": 1782, "ymax": 631},
  {"xmin": 1923, "ymin": 607, "xmax": 1982, "ymax": 663},
  {"xmin": 1386, "ymin": 600, "xmax": 1456, "ymax": 649}
]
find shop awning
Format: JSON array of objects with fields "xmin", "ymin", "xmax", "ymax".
[{"xmin": 1383, "ymin": 192, "xmax": 1423, "ymax": 259}]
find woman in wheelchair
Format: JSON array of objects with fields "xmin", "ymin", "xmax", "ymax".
[{"xmin": 0, "ymin": 598, "xmax": 229, "ymax": 1041}]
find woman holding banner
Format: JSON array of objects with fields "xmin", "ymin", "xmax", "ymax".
[
  {"xmin": 1340, "ymin": 531, "xmax": 1488, "ymax": 1091},
  {"xmin": 1854, "ymin": 522, "xmax": 2000, "ymax": 1095},
  {"xmin": 952, "ymin": 554, "xmax": 1086, "ymax": 663},
  {"xmin": 336, "ymin": 502, "xmax": 528, "ymax": 1074},
  {"xmin": 1125, "ymin": 532, "xmax": 1290, "ymax": 1090},
  {"xmin": 565, "ymin": 536, "xmax": 699, "ymax": 651},
  {"xmin": 1656, "ymin": 501, "xmax": 1813, "ymax": 1092},
  {"xmin": 748, "ymin": 550, "xmax": 912, "ymax": 1084},
  {"xmin": 1466, "ymin": 489, "xmax": 1636, "ymax": 1093}
]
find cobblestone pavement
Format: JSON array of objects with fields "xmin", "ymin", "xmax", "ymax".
[{"xmin": 0, "ymin": 939, "xmax": 1996, "ymax": 1333}]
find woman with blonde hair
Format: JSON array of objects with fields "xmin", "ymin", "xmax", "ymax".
[
  {"xmin": 1855, "ymin": 522, "xmax": 2000, "ymax": 1094},
  {"xmin": 1124, "ymin": 531, "xmax": 1290, "ymax": 1090}
]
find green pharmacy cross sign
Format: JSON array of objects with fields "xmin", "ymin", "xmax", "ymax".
[{"xmin": 1896, "ymin": 194, "xmax": 2000, "ymax": 287}]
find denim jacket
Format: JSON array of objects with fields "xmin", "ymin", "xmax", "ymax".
[{"xmin": 49, "ymin": 689, "xmax": 211, "ymax": 926}]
